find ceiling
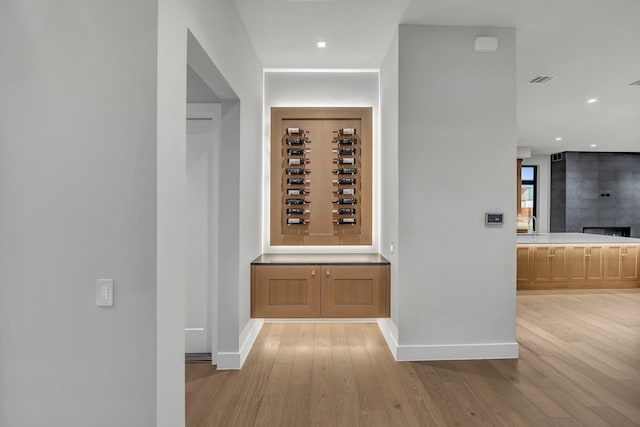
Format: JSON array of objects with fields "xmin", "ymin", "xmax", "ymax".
[{"xmin": 228, "ymin": 0, "xmax": 640, "ymax": 155}]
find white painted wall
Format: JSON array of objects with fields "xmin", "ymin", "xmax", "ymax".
[
  {"xmin": 388, "ymin": 25, "xmax": 518, "ymax": 360},
  {"xmin": 0, "ymin": 1, "xmax": 158, "ymax": 426},
  {"xmin": 523, "ymin": 155, "xmax": 550, "ymax": 233},
  {"xmin": 379, "ymin": 31, "xmax": 401, "ymax": 343},
  {"xmin": 263, "ymin": 71, "xmax": 380, "ymax": 253},
  {"xmin": 157, "ymin": 0, "xmax": 263, "ymax": 425}
]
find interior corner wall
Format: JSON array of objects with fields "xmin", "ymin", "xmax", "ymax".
[
  {"xmin": 379, "ymin": 31, "xmax": 401, "ymax": 339},
  {"xmin": 523, "ymin": 155, "xmax": 551, "ymax": 233},
  {"xmin": 396, "ymin": 25, "xmax": 518, "ymax": 360},
  {"xmin": 0, "ymin": 2, "xmax": 158, "ymax": 426},
  {"xmin": 157, "ymin": 0, "xmax": 262, "ymax": 425},
  {"xmin": 263, "ymin": 71, "xmax": 380, "ymax": 253}
]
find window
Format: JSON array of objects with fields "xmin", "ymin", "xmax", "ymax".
[{"xmin": 520, "ymin": 165, "xmax": 537, "ymax": 231}]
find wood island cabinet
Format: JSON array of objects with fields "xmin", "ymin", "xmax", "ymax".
[
  {"xmin": 251, "ymin": 254, "xmax": 390, "ymax": 318},
  {"xmin": 517, "ymin": 243, "xmax": 640, "ymax": 290}
]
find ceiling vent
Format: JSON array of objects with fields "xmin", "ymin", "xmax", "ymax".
[
  {"xmin": 629, "ymin": 80, "xmax": 640, "ymax": 86},
  {"xmin": 528, "ymin": 75, "xmax": 556, "ymax": 84}
]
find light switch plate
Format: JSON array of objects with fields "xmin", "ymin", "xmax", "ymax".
[{"xmin": 96, "ymin": 279, "xmax": 114, "ymax": 307}]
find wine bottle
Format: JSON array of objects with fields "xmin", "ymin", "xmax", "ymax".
[
  {"xmin": 333, "ymin": 147, "xmax": 356, "ymax": 155},
  {"xmin": 287, "ymin": 218, "xmax": 310, "ymax": 225},
  {"xmin": 287, "ymin": 148, "xmax": 310, "ymax": 155},
  {"xmin": 332, "ymin": 168, "xmax": 358, "ymax": 175},
  {"xmin": 333, "ymin": 137, "xmax": 357, "ymax": 145},
  {"xmin": 288, "ymin": 158, "xmax": 310, "ymax": 165},
  {"xmin": 333, "ymin": 157, "xmax": 356, "ymax": 165},
  {"xmin": 286, "ymin": 188, "xmax": 310, "ymax": 196},
  {"xmin": 333, "ymin": 208, "xmax": 356, "ymax": 215},
  {"xmin": 333, "ymin": 128, "xmax": 356, "ymax": 136},
  {"xmin": 332, "ymin": 198, "xmax": 357, "ymax": 205},
  {"xmin": 333, "ymin": 218, "xmax": 356, "ymax": 224},
  {"xmin": 287, "ymin": 178, "xmax": 310, "ymax": 185},
  {"xmin": 286, "ymin": 128, "xmax": 304, "ymax": 135},
  {"xmin": 285, "ymin": 137, "xmax": 308, "ymax": 145},
  {"xmin": 333, "ymin": 188, "xmax": 356, "ymax": 195},
  {"xmin": 285, "ymin": 198, "xmax": 310, "ymax": 205},
  {"xmin": 286, "ymin": 168, "xmax": 311, "ymax": 175},
  {"xmin": 286, "ymin": 208, "xmax": 310, "ymax": 215},
  {"xmin": 333, "ymin": 178, "xmax": 356, "ymax": 185}
]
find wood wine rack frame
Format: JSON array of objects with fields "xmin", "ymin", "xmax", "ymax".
[{"xmin": 270, "ymin": 107, "xmax": 372, "ymax": 246}]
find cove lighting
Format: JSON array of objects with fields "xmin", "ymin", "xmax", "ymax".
[
  {"xmin": 555, "ymin": 137, "xmax": 562, "ymax": 141},
  {"xmin": 316, "ymin": 40, "xmax": 327, "ymax": 48},
  {"xmin": 587, "ymin": 98, "xmax": 598, "ymax": 103}
]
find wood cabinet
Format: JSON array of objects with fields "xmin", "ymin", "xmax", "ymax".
[
  {"xmin": 251, "ymin": 255, "xmax": 390, "ymax": 318},
  {"xmin": 605, "ymin": 245, "xmax": 639, "ymax": 281},
  {"xmin": 569, "ymin": 246, "xmax": 604, "ymax": 283},
  {"xmin": 532, "ymin": 246, "xmax": 569, "ymax": 286},
  {"xmin": 517, "ymin": 243, "xmax": 639, "ymax": 290}
]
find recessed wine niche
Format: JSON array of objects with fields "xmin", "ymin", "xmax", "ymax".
[{"xmin": 270, "ymin": 107, "xmax": 372, "ymax": 246}]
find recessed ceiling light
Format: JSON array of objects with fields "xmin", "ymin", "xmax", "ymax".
[
  {"xmin": 555, "ymin": 137, "xmax": 562, "ymax": 141},
  {"xmin": 316, "ymin": 40, "xmax": 327, "ymax": 48},
  {"xmin": 587, "ymin": 98, "xmax": 598, "ymax": 103},
  {"xmin": 590, "ymin": 144, "xmax": 597, "ymax": 147}
]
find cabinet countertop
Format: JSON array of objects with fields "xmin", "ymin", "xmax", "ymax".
[
  {"xmin": 517, "ymin": 232, "xmax": 640, "ymax": 245},
  {"xmin": 251, "ymin": 253, "xmax": 390, "ymax": 265}
]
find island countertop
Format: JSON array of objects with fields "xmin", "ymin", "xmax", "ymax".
[
  {"xmin": 517, "ymin": 232, "xmax": 640, "ymax": 245},
  {"xmin": 251, "ymin": 253, "xmax": 390, "ymax": 265}
]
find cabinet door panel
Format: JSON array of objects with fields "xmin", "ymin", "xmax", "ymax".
[
  {"xmin": 252, "ymin": 265, "xmax": 321, "ymax": 317},
  {"xmin": 550, "ymin": 246, "xmax": 569, "ymax": 282},
  {"xmin": 622, "ymin": 246, "xmax": 638, "ymax": 280},
  {"xmin": 586, "ymin": 246, "xmax": 604, "ymax": 281},
  {"xmin": 605, "ymin": 246, "xmax": 622, "ymax": 280},
  {"xmin": 569, "ymin": 247, "xmax": 586, "ymax": 281},
  {"xmin": 321, "ymin": 265, "xmax": 389, "ymax": 318},
  {"xmin": 533, "ymin": 247, "xmax": 552, "ymax": 282},
  {"xmin": 517, "ymin": 247, "xmax": 532, "ymax": 284}
]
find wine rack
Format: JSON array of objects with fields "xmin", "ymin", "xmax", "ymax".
[{"xmin": 271, "ymin": 107, "xmax": 372, "ymax": 246}]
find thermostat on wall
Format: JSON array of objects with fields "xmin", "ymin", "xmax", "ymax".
[{"xmin": 485, "ymin": 213, "xmax": 504, "ymax": 225}]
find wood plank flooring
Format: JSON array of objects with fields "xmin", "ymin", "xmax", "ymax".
[{"xmin": 186, "ymin": 289, "xmax": 640, "ymax": 426}]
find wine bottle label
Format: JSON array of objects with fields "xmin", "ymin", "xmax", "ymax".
[
  {"xmin": 285, "ymin": 137, "xmax": 308, "ymax": 145},
  {"xmin": 334, "ymin": 148, "xmax": 356, "ymax": 155},
  {"xmin": 286, "ymin": 208, "xmax": 310, "ymax": 215},
  {"xmin": 333, "ymin": 198, "xmax": 357, "ymax": 205},
  {"xmin": 333, "ymin": 168, "xmax": 357, "ymax": 175},
  {"xmin": 336, "ymin": 158, "xmax": 356, "ymax": 165},
  {"xmin": 285, "ymin": 198, "xmax": 310, "ymax": 205},
  {"xmin": 335, "ymin": 188, "xmax": 356, "ymax": 195},
  {"xmin": 334, "ymin": 208, "xmax": 356, "ymax": 215},
  {"xmin": 287, "ymin": 178, "xmax": 310, "ymax": 185},
  {"xmin": 288, "ymin": 158, "xmax": 309, "ymax": 165},
  {"xmin": 287, "ymin": 218, "xmax": 309, "ymax": 225},
  {"xmin": 287, "ymin": 148, "xmax": 309, "ymax": 155},
  {"xmin": 333, "ymin": 178, "xmax": 356, "ymax": 185},
  {"xmin": 334, "ymin": 218, "xmax": 356, "ymax": 224},
  {"xmin": 286, "ymin": 168, "xmax": 311, "ymax": 175},
  {"xmin": 286, "ymin": 188, "xmax": 310, "ymax": 195},
  {"xmin": 286, "ymin": 128, "xmax": 303, "ymax": 135},
  {"xmin": 340, "ymin": 128, "xmax": 356, "ymax": 135},
  {"xmin": 333, "ymin": 138, "xmax": 358, "ymax": 145}
]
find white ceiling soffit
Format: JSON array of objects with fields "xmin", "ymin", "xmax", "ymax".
[{"xmin": 233, "ymin": 0, "xmax": 640, "ymax": 154}]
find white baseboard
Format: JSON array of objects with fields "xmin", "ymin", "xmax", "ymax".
[
  {"xmin": 216, "ymin": 318, "xmax": 264, "ymax": 370},
  {"xmin": 376, "ymin": 319, "xmax": 518, "ymax": 361},
  {"xmin": 264, "ymin": 318, "xmax": 379, "ymax": 323}
]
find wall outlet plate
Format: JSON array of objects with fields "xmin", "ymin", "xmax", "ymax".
[{"xmin": 96, "ymin": 279, "xmax": 114, "ymax": 307}]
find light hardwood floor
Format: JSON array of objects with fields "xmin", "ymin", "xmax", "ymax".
[{"xmin": 186, "ymin": 289, "xmax": 640, "ymax": 426}]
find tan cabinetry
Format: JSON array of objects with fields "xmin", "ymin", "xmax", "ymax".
[
  {"xmin": 516, "ymin": 246, "xmax": 532, "ymax": 285},
  {"xmin": 532, "ymin": 246, "xmax": 569, "ymax": 286},
  {"xmin": 569, "ymin": 246, "xmax": 604, "ymax": 283},
  {"xmin": 252, "ymin": 259, "xmax": 389, "ymax": 318},
  {"xmin": 605, "ymin": 246, "xmax": 639, "ymax": 282}
]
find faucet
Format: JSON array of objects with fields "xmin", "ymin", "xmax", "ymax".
[{"xmin": 528, "ymin": 216, "xmax": 536, "ymax": 231}]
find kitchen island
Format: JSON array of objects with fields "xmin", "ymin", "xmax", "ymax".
[{"xmin": 517, "ymin": 233, "xmax": 640, "ymax": 290}]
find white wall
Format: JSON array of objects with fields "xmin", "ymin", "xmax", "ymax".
[
  {"xmin": 0, "ymin": 1, "xmax": 158, "ymax": 426},
  {"xmin": 379, "ymin": 31, "xmax": 401, "ymax": 342},
  {"xmin": 157, "ymin": 0, "xmax": 263, "ymax": 425},
  {"xmin": 263, "ymin": 71, "xmax": 380, "ymax": 253},
  {"xmin": 523, "ymin": 155, "xmax": 550, "ymax": 233},
  {"xmin": 389, "ymin": 25, "xmax": 518, "ymax": 360}
]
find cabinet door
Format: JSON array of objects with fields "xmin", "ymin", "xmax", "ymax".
[
  {"xmin": 252, "ymin": 265, "xmax": 321, "ymax": 318},
  {"xmin": 321, "ymin": 265, "xmax": 389, "ymax": 318},
  {"xmin": 569, "ymin": 246, "xmax": 587, "ymax": 281},
  {"xmin": 550, "ymin": 246, "xmax": 569, "ymax": 282},
  {"xmin": 532, "ymin": 246, "xmax": 552, "ymax": 282},
  {"xmin": 517, "ymin": 246, "xmax": 532, "ymax": 285},
  {"xmin": 586, "ymin": 246, "xmax": 604, "ymax": 281},
  {"xmin": 622, "ymin": 246, "xmax": 639, "ymax": 280},
  {"xmin": 605, "ymin": 246, "xmax": 623, "ymax": 281}
]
